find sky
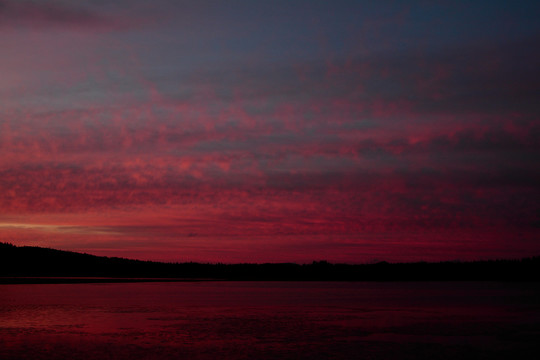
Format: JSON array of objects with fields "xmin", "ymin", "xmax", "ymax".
[{"xmin": 0, "ymin": 0, "xmax": 539, "ymax": 263}]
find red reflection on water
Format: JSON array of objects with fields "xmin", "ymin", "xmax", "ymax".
[{"xmin": 1, "ymin": 282, "xmax": 539, "ymax": 359}]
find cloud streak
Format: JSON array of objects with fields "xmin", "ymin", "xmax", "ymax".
[
  {"xmin": 0, "ymin": 222, "xmax": 121, "ymax": 236},
  {"xmin": 0, "ymin": 0, "xmax": 105, "ymax": 29}
]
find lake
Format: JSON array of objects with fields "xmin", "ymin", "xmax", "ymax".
[{"xmin": 1, "ymin": 282, "xmax": 539, "ymax": 359}]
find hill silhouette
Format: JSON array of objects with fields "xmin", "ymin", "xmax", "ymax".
[{"xmin": 1, "ymin": 242, "xmax": 539, "ymax": 282}]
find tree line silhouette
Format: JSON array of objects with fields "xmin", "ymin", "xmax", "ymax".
[{"xmin": 1, "ymin": 242, "xmax": 539, "ymax": 282}]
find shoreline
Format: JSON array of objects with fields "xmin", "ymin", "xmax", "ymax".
[
  {"xmin": 2, "ymin": 277, "xmax": 539, "ymax": 284},
  {"xmin": 0, "ymin": 277, "xmax": 217, "ymax": 284}
]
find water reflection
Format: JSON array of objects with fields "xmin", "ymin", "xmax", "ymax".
[{"xmin": 1, "ymin": 282, "xmax": 539, "ymax": 359}]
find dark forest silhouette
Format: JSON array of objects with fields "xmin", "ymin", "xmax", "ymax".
[{"xmin": 1, "ymin": 242, "xmax": 539, "ymax": 283}]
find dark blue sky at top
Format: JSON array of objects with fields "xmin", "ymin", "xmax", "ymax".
[{"xmin": 127, "ymin": 0, "xmax": 539, "ymax": 65}]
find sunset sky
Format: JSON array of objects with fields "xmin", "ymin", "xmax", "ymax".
[{"xmin": 1, "ymin": 0, "xmax": 539, "ymax": 263}]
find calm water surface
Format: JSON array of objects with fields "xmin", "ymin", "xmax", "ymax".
[{"xmin": 1, "ymin": 282, "xmax": 539, "ymax": 359}]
